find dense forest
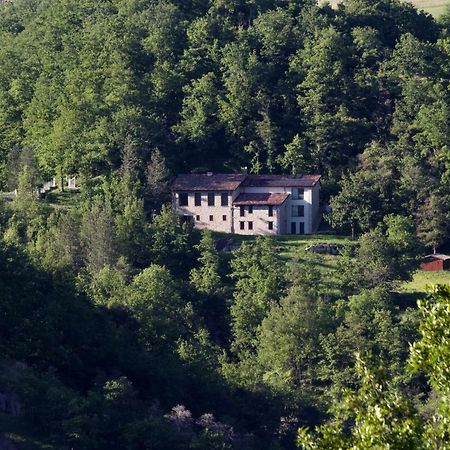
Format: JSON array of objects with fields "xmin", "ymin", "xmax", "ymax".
[{"xmin": 1, "ymin": 0, "xmax": 450, "ymax": 448}]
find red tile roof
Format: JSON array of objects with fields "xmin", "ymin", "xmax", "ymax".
[
  {"xmin": 233, "ymin": 193, "xmax": 290, "ymax": 206},
  {"xmin": 172, "ymin": 173, "xmax": 322, "ymax": 191}
]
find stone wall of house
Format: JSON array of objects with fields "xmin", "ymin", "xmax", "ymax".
[{"xmin": 174, "ymin": 191, "xmax": 234, "ymax": 233}]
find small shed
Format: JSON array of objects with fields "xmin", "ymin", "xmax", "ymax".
[{"xmin": 420, "ymin": 254, "xmax": 450, "ymax": 272}]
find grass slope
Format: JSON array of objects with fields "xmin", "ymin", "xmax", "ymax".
[
  {"xmin": 324, "ymin": 0, "xmax": 450, "ymax": 17},
  {"xmin": 402, "ymin": 270, "xmax": 450, "ymax": 294},
  {"xmin": 410, "ymin": 0, "xmax": 450, "ymax": 16}
]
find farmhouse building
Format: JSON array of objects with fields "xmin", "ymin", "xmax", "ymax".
[
  {"xmin": 420, "ymin": 254, "xmax": 450, "ymax": 272},
  {"xmin": 172, "ymin": 173, "xmax": 321, "ymax": 235}
]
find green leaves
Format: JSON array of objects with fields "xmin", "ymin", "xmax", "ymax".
[
  {"xmin": 229, "ymin": 237, "xmax": 285, "ymax": 354},
  {"xmin": 190, "ymin": 229, "xmax": 222, "ymax": 296}
]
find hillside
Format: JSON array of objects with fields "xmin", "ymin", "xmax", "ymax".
[{"xmin": 0, "ymin": 0, "xmax": 450, "ymax": 448}]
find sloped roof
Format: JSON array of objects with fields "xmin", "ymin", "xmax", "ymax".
[
  {"xmin": 172, "ymin": 173, "xmax": 322, "ymax": 191},
  {"xmin": 422, "ymin": 254, "xmax": 450, "ymax": 262},
  {"xmin": 172, "ymin": 174, "xmax": 247, "ymax": 191},
  {"xmin": 233, "ymin": 193, "xmax": 290, "ymax": 206},
  {"xmin": 241, "ymin": 174, "xmax": 321, "ymax": 188}
]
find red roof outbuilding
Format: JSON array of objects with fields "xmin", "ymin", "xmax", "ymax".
[{"xmin": 420, "ymin": 254, "xmax": 450, "ymax": 272}]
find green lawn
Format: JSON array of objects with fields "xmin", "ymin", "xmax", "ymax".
[
  {"xmin": 324, "ymin": 0, "xmax": 450, "ymax": 17},
  {"xmin": 275, "ymin": 234, "xmax": 353, "ymax": 258},
  {"xmin": 44, "ymin": 189, "xmax": 81, "ymax": 209},
  {"xmin": 410, "ymin": 0, "xmax": 450, "ymax": 16},
  {"xmin": 402, "ymin": 270, "xmax": 450, "ymax": 294},
  {"xmin": 213, "ymin": 232, "xmax": 353, "ymax": 258}
]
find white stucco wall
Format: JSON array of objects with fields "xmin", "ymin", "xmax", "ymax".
[
  {"xmin": 311, "ymin": 184, "xmax": 321, "ymax": 232},
  {"xmin": 240, "ymin": 186, "xmax": 313, "ymax": 235}
]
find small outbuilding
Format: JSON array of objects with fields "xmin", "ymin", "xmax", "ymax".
[{"xmin": 420, "ymin": 254, "xmax": 450, "ymax": 272}]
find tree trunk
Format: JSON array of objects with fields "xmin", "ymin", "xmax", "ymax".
[{"xmin": 59, "ymin": 167, "xmax": 64, "ymax": 192}]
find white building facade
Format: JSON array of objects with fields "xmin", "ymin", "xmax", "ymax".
[{"xmin": 172, "ymin": 173, "xmax": 321, "ymax": 235}]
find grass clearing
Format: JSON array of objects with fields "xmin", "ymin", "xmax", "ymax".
[
  {"xmin": 44, "ymin": 189, "xmax": 81, "ymax": 209},
  {"xmin": 275, "ymin": 234, "xmax": 353, "ymax": 259},
  {"xmin": 324, "ymin": 0, "xmax": 450, "ymax": 17},
  {"xmin": 410, "ymin": 0, "xmax": 450, "ymax": 16},
  {"xmin": 395, "ymin": 270, "xmax": 450, "ymax": 308},
  {"xmin": 402, "ymin": 270, "xmax": 450, "ymax": 294},
  {"xmin": 213, "ymin": 232, "xmax": 353, "ymax": 258}
]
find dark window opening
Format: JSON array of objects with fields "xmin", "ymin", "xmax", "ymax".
[
  {"xmin": 221, "ymin": 192, "xmax": 228, "ymax": 206},
  {"xmin": 299, "ymin": 222, "xmax": 305, "ymax": 234},
  {"xmin": 209, "ymin": 215, "xmax": 214, "ymax": 221},
  {"xmin": 240, "ymin": 206, "xmax": 245, "ymax": 217},
  {"xmin": 268, "ymin": 206, "xmax": 273, "ymax": 217},
  {"xmin": 179, "ymin": 193, "xmax": 188, "ymax": 206},
  {"xmin": 248, "ymin": 221, "xmax": 253, "ymax": 230},
  {"xmin": 195, "ymin": 192, "xmax": 202, "ymax": 206},
  {"xmin": 248, "ymin": 205, "xmax": 253, "ymax": 214},
  {"xmin": 292, "ymin": 205, "xmax": 304, "ymax": 217},
  {"xmin": 240, "ymin": 221, "xmax": 245, "ymax": 230},
  {"xmin": 291, "ymin": 222, "xmax": 296, "ymax": 234},
  {"xmin": 293, "ymin": 188, "xmax": 304, "ymax": 200},
  {"xmin": 223, "ymin": 215, "xmax": 227, "ymax": 221},
  {"xmin": 196, "ymin": 215, "xmax": 200, "ymax": 221},
  {"xmin": 268, "ymin": 222, "xmax": 273, "ymax": 230},
  {"xmin": 208, "ymin": 193, "xmax": 215, "ymax": 206}
]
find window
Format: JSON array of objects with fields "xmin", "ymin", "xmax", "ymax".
[
  {"xmin": 240, "ymin": 206, "xmax": 245, "ymax": 217},
  {"xmin": 208, "ymin": 193, "xmax": 215, "ymax": 206},
  {"xmin": 195, "ymin": 192, "xmax": 202, "ymax": 206},
  {"xmin": 196, "ymin": 215, "xmax": 200, "ymax": 221},
  {"xmin": 268, "ymin": 206, "xmax": 273, "ymax": 217},
  {"xmin": 222, "ymin": 215, "xmax": 227, "ymax": 221},
  {"xmin": 179, "ymin": 193, "xmax": 188, "ymax": 206},
  {"xmin": 299, "ymin": 222, "xmax": 305, "ymax": 234},
  {"xmin": 209, "ymin": 215, "xmax": 214, "ymax": 221},
  {"xmin": 248, "ymin": 221, "xmax": 253, "ymax": 230},
  {"xmin": 292, "ymin": 205, "xmax": 304, "ymax": 217},
  {"xmin": 293, "ymin": 188, "xmax": 304, "ymax": 200},
  {"xmin": 221, "ymin": 192, "xmax": 228, "ymax": 206},
  {"xmin": 268, "ymin": 222, "xmax": 273, "ymax": 230},
  {"xmin": 248, "ymin": 205, "xmax": 253, "ymax": 214},
  {"xmin": 240, "ymin": 221, "xmax": 245, "ymax": 230}
]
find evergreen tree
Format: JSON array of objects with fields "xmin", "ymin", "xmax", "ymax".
[
  {"xmin": 416, "ymin": 193, "xmax": 448, "ymax": 254},
  {"xmin": 190, "ymin": 229, "xmax": 222, "ymax": 296},
  {"xmin": 145, "ymin": 148, "xmax": 171, "ymax": 212},
  {"xmin": 229, "ymin": 237, "xmax": 285, "ymax": 354},
  {"xmin": 80, "ymin": 197, "xmax": 118, "ymax": 273}
]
